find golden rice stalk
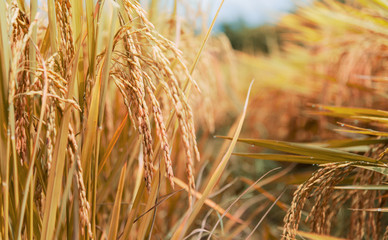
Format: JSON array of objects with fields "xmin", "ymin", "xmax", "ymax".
[
  {"xmin": 109, "ymin": 0, "xmax": 200, "ymax": 193},
  {"xmin": 305, "ymin": 166, "xmax": 354, "ymax": 235},
  {"xmin": 283, "ymin": 145, "xmax": 388, "ymax": 239},
  {"xmin": 111, "ymin": 70, "xmax": 155, "ymax": 191},
  {"xmin": 55, "ymin": 0, "xmax": 74, "ymax": 75},
  {"xmin": 145, "ymin": 84, "xmax": 174, "ymax": 188},
  {"xmin": 10, "ymin": 3, "xmax": 30, "ymax": 165},
  {"xmin": 68, "ymin": 124, "xmax": 92, "ymax": 238},
  {"xmin": 2, "ymin": 0, "xmax": 203, "ymax": 237},
  {"xmin": 348, "ymin": 169, "xmax": 382, "ymax": 239},
  {"xmin": 348, "ymin": 145, "xmax": 388, "ymax": 240},
  {"xmin": 45, "ymin": 98, "xmax": 56, "ymax": 171},
  {"xmin": 384, "ymin": 226, "xmax": 388, "ymax": 240},
  {"xmin": 282, "ymin": 162, "xmax": 354, "ymax": 240}
]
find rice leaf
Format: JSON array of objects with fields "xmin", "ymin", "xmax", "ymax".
[
  {"xmin": 85, "ymin": 0, "xmax": 96, "ymax": 76},
  {"xmin": 41, "ymin": 43, "xmax": 80, "ymax": 240},
  {"xmin": 107, "ymin": 162, "xmax": 127, "ymax": 240},
  {"xmin": 219, "ymin": 137, "xmax": 377, "ymax": 163},
  {"xmin": 334, "ymin": 185, "xmax": 388, "ymax": 190},
  {"xmin": 316, "ymin": 138, "xmax": 388, "ymax": 148},
  {"xmin": 336, "ymin": 129, "xmax": 388, "ymax": 137},
  {"xmin": 98, "ymin": 113, "xmax": 128, "ymax": 175},
  {"xmin": 356, "ymin": 165, "xmax": 388, "ymax": 176},
  {"xmin": 120, "ymin": 181, "xmax": 145, "ymax": 240},
  {"xmin": 0, "ymin": 0, "xmax": 10, "ymax": 130},
  {"xmin": 233, "ymin": 153, "xmax": 330, "ymax": 164},
  {"xmin": 171, "ymin": 80, "xmax": 254, "ymax": 240},
  {"xmin": 47, "ymin": 0, "xmax": 57, "ymax": 53},
  {"xmin": 183, "ymin": 0, "xmax": 225, "ymax": 93},
  {"xmin": 137, "ymin": 154, "xmax": 166, "ymax": 239},
  {"xmin": 311, "ymin": 104, "xmax": 388, "ymax": 118}
]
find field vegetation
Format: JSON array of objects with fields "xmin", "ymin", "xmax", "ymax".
[{"xmin": 0, "ymin": 0, "xmax": 387, "ymax": 239}]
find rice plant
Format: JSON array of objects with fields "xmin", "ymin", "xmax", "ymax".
[
  {"xmin": 229, "ymin": 0, "xmax": 388, "ymax": 239},
  {"xmin": 0, "ymin": 0, "xmax": 207, "ymax": 238},
  {"xmin": 1, "ymin": 0, "xmax": 388, "ymax": 239}
]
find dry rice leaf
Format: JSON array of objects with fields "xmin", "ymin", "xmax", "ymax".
[
  {"xmin": 356, "ymin": 165, "xmax": 388, "ymax": 176},
  {"xmin": 334, "ymin": 185, "xmax": 388, "ymax": 190}
]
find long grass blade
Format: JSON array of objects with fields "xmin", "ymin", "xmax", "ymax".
[
  {"xmin": 316, "ymin": 138, "xmax": 388, "ymax": 148},
  {"xmin": 98, "ymin": 113, "xmax": 128, "ymax": 175},
  {"xmin": 356, "ymin": 165, "xmax": 388, "ymax": 176},
  {"xmin": 310, "ymin": 104, "xmax": 388, "ymax": 118},
  {"xmin": 171, "ymin": 80, "xmax": 254, "ymax": 240},
  {"xmin": 220, "ymin": 137, "xmax": 377, "ymax": 163},
  {"xmin": 41, "ymin": 45, "xmax": 80, "ymax": 240},
  {"xmin": 47, "ymin": 0, "xmax": 57, "ymax": 53},
  {"xmin": 107, "ymin": 162, "xmax": 127, "ymax": 240},
  {"xmin": 18, "ymin": 48, "xmax": 51, "ymax": 240},
  {"xmin": 234, "ymin": 153, "xmax": 330, "ymax": 164},
  {"xmin": 334, "ymin": 185, "xmax": 388, "ymax": 190}
]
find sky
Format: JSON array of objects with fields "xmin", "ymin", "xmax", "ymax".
[
  {"xmin": 202, "ymin": 0, "xmax": 297, "ymax": 27},
  {"xmin": 140, "ymin": 0, "xmax": 313, "ymax": 29}
]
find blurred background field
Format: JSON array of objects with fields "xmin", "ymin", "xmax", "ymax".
[{"xmin": 1, "ymin": 0, "xmax": 388, "ymax": 239}]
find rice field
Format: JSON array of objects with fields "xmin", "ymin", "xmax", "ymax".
[{"xmin": 0, "ymin": 0, "xmax": 387, "ymax": 239}]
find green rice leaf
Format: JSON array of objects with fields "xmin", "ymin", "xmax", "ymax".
[
  {"xmin": 218, "ymin": 137, "xmax": 377, "ymax": 163},
  {"xmin": 233, "ymin": 153, "xmax": 329, "ymax": 164}
]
